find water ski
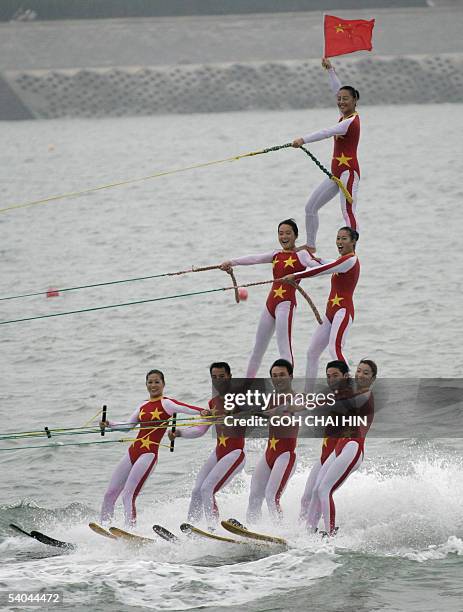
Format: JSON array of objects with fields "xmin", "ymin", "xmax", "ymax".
[
  {"xmin": 89, "ymin": 522, "xmax": 118, "ymax": 540},
  {"xmin": 221, "ymin": 518, "xmax": 287, "ymax": 546},
  {"xmin": 9, "ymin": 523, "xmax": 76, "ymax": 550},
  {"xmin": 108, "ymin": 526, "xmax": 156, "ymax": 544},
  {"xmin": 180, "ymin": 522, "xmax": 247, "ymax": 545},
  {"xmin": 152, "ymin": 524, "xmax": 179, "ymax": 543}
]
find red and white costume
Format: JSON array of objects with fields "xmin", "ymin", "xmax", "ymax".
[
  {"xmin": 292, "ymin": 251, "xmax": 360, "ymax": 387},
  {"xmin": 299, "ymin": 388, "xmax": 345, "ymax": 523},
  {"xmin": 302, "ymin": 68, "xmax": 360, "ymax": 247},
  {"xmin": 247, "ymin": 406, "xmax": 299, "ymax": 523},
  {"xmin": 180, "ymin": 396, "xmax": 246, "ymax": 529},
  {"xmin": 100, "ymin": 396, "xmax": 203, "ymax": 526},
  {"xmin": 305, "ymin": 390, "xmax": 374, "ymax": 534},
  {"xmin": 231, "ymin": 250, "xmax": 312, "ymax": 377}
]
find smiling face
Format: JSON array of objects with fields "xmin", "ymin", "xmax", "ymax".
[
  {"xmin": 337, "ymin": 88, "xmax": 357, "ymax": 117},
  {"xmin": 146, "ymin": 372, "xmax": 165, "ymax": 399},
  {"xmin": 270, "ymin": 365, "xmax": 293, "ymax": 393},
  {"xmin": 278, "ymin": 224, "xmax": 297, "ymax": 251},
  {"xmin": 336, "ymin": 228, "xmax": 356, "ymax": 256},
  {"xmin": 355, "ymin": 362, "xmax": 376, "ymax": 390},
  {"xmin": 326, "ymin": 367, "xmax": 349, "ymax": 390}
]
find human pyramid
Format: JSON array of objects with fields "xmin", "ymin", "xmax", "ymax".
[{"xmin": 99, "ymin": 58, "xmax": 377, "ymax": 539}]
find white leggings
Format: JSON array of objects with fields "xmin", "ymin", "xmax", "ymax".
[
  {"xmin": 246, "ymin": 451, "xmax": 296, "ymax": 524},
  {"xmin": 305, "ymin": 170, "xmax": 360, "ymax": 248},
  {"xmin": 299, "ymin": 458, "xmax": 323, "ymax": 522},
  {"xmin": 187, "ymin": 448, "xmax": 245, "ymax": 529},
  {"xmin": 246, "ymin": 301, "xmax": 295, "ymax": 378},
  {"xmin": 305, "ymin": 309, "xmax": 353, "ymax": 391},
  {"xmin": 306, "ymin": 441, "xmax": 363, "ymax": 534},
  {"xmin": 100, "ymin": 452, "xmax": 157, "ymax": 526}
]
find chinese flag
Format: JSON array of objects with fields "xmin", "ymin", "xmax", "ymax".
[{"xmin": 324, "ymin": 14, "xmax": 375, "ymax": 58}]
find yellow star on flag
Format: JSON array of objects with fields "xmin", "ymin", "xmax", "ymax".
[
  {"xmin": 322, "ymin": 436, "xmax": 328, "ymax": 447},
  {"xmin": 335, "ymin": 153, "xmax": 353, "ymax": 168},
  {"xmin": 150, "ymin": 408, "xmax": 162, "ymax": 420},
  {"xmin": 335, "ymin": 24, "xmax": 345, "ymax": 33},
  {"xmin": 273, "ymin": 285, "xmax": 286, "ymax": 299},
  {"xmin": 283, "ymin": 255, "xmax": 297, "ymax": 268},
  {"xmin": 269, "ymin": 436, "xmax": 279, "ymax": 451},
  {"xmin": 330, "ymin": 294, "xmax": 344, "ymax": 307},
  {"xmin": 272, "ymin": 257, "xmax": 279, "ymax": 268},
  {"xmin": 139, "ymin": 437, "xmax": 155, "ymax": 450},
  {"xmin": 218, "ymin": 433, "xmax": 229, "ymax": 447}
]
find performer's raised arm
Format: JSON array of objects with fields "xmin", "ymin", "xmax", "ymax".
[{"xmin": 322, "ymin": 57, "xmax": 342, "ymax": 96}]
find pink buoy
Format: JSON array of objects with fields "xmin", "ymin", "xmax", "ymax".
[{"xmin": 238, "ymin": 287, "xmax": 248, "ymax": 301}]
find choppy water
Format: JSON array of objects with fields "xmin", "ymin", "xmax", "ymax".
[{"xmin": 1, "ymin": 104, "xmax": 462, "ymax": 611}]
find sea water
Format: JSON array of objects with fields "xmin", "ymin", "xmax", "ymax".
[{"xmin": 0, "ymin": 104, "xmax": 462, "ymax": 611}]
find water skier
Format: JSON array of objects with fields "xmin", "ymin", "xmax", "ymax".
[
  {"xmin": 303, "ymin": 359, "xmax": 376, "ymax": 536},
  {"xmin": 169, "ymin": 362, "xmax": 246, "ymax": 530},
  {"xmin": 247, "ymin": 359, "xmax": 299, "ymax": 523},
  {"xmin": 99, "ymin": 369, "xmax": 206, "ymax": 526},
  {"xmin": 282, "ymin": 226, "xmax": 359, "ymax": 387},
  {"xmin": 299, "ymin": 360, "xmax": 352, "ymax": 524},
  {"xmin": 292, "ymin": 58, "xmax": 361, "ymax": 251},
  {"xmin": 220, "ymin": 219, "xmax": 317, "ymax": 377}
]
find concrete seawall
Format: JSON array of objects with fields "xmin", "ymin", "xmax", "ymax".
[{"xmin": 3, "ymin": 53, "xmax": 463, "ymax": 119}]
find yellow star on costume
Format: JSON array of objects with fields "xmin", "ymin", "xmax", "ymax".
[
  {"xmin": 335, "ymin": 24, "xmax": 345, "ymax": 33},
  {"xmin": 335, "ymin": 153, "xmax": 353, "ymax": 168},
  {"xmin": 150, "ymin": 407, "xmax": 162, "ymax": 420},
  {"xmin": 139, "ymin": 437, "xmax": 155, "ymax": 450},
  {"xmin": 273, "ymin": 285, "xmax": 286, "ymax": 299},
  {"xmin": 269, "ymin": 436, "xmax": 279, "ymax": 451},
  {"xmin": 283, "ymin": 255, "xmax": 297, "ymax": 268},
  {"xmin": 139, "ymin": 409, "xmax": 146, "ymax": 419},
  {"xmin": 218, "ymin": 433, "xmax": 229, "ymax": 447},
  {"xmin": 272, "ymin": 257, "xmax": 279, "ymax": 268},
  {"xmin": 330, "ymin": 294, "xmax": 344, "ymax": 307}
]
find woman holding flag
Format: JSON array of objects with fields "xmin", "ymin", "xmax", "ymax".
[{"xmin": 292, "ymin": 56, "xmax": 361, "ymax": 251}]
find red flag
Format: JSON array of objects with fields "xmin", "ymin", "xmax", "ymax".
[{"xmin": 324, "ymin": 14, "xmax": 375, "ymax": 58}]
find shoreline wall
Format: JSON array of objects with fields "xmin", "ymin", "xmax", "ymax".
[{"xmin": 3, "ymin": 53, "xmax": 463, "ymax": 120}]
